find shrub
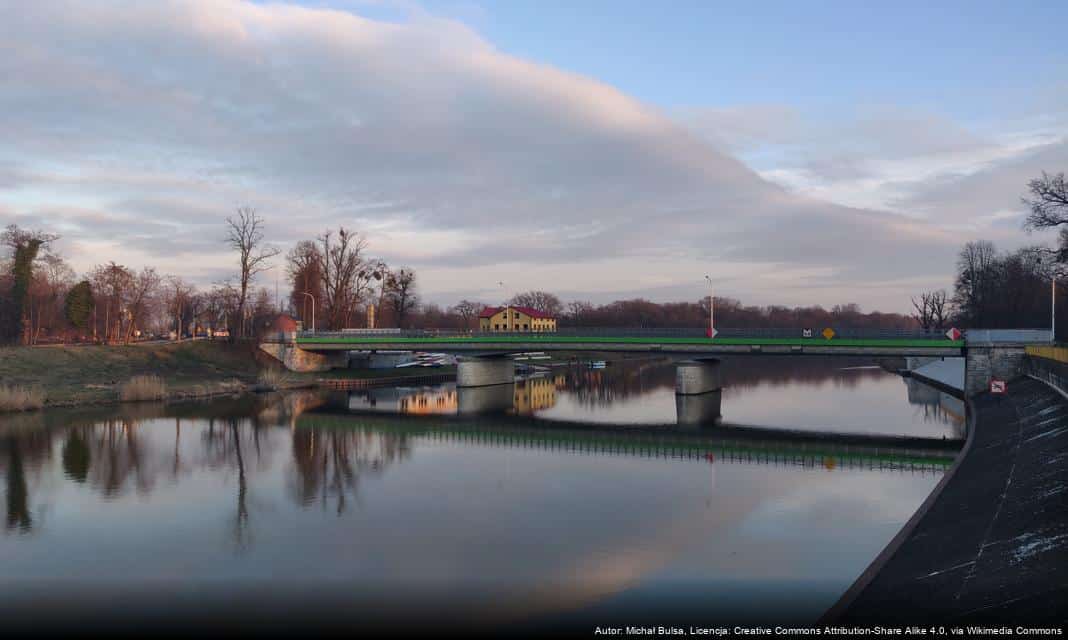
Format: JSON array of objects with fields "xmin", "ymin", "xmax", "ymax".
[
  {"xmin": 118, "ymin": 375, "xmax": 167, "ymax": 402},
  {"xmin": 0, "ymin": 384, "xmax": 45, "ymax": 412}
]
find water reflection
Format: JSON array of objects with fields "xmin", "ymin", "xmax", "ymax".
[
  {"xmin": 343, "ymin": 357, "xmax": 964, "ymax": 438},
  {"xmin": 0, "ymin": 359, "xmax": 964, "ymax": 631}
]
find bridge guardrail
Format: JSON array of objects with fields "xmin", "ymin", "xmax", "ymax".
[
  {"xmin": 292, "ymin": 327, "xmax": 956, "ymax": 341},
  {"xmin": 965, "ymin": 329, "xmax": 1052, "ymax": 344}
]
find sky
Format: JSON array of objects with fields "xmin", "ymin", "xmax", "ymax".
[{"xmin": 1, "ymin": 0, "xmax": 1066, "ymax": 313}]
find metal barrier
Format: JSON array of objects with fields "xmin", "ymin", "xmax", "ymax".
[
  {"xmin": 965, "ymin": 329, "xmax": 1053, "ymax": 344},
  {"xmin": 297, "ymin": 327, "xmax": 953, "ymax": 340}
]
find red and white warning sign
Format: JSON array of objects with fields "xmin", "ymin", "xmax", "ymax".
[
  {"xmin": 990, "ymin": 378, "xmax": 1007, "ymax": 394},
  {"xmin": 945, "ymin": 327, "xmax": 962, "ymax": 341}
]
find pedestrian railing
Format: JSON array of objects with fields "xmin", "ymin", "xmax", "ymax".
[{"xmin": 294, "ymin": 327, "xmax": 953, "ymax": 340}]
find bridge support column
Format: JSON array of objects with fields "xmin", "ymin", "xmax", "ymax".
[
  {"xmin": 675, "ymin": 359, "xmax": 723, "ymax": 395},
  {"xmin": 259, "ymin": 336, "xmax": 348, "ymax": 373},
  {"xmin": 456, "ymin": 356, "xmax": 515, "ymax": 388},
  {"xmin": 676, "ymin": 390, "xmax": 722, "ymax": 427},
  {"xmin": 457, "ymin": 384, "xmax": 516, "ymax": 415}
]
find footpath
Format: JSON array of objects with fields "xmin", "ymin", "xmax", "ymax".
[{"xmin": 829, "ymin": 377, "xmax": 1067, "ymax": 624}]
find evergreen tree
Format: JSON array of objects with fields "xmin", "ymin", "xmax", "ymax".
[{"xmin": 65, "ymin": 280, "xmax": 94, "ymax": 331}]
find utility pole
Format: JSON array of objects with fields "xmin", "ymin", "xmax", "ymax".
[
  {"xmin": 704, "ymin": 275, "xmax": 715, "ymax": 336},
  {"xmin": 1053, "ymin": 277, "xmax": 1057, "ymax": 343}
]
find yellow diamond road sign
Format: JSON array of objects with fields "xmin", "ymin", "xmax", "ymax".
[{"xmin": 822, "ymin": 327, "xmax": 836, "ymax": 340}]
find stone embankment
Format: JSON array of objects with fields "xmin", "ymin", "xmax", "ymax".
[{"xmin": 828, "ymin": 376, "xmax": 1067, "ymax": 623}]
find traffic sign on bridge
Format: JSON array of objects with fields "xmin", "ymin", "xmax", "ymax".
[
  {"xmin": 990, "ymin": 378, "xmax": 1007, "ymax": 395},
  {"xmin": 946, "ymin": 327, "xmax": 962, "ymax": 340}
]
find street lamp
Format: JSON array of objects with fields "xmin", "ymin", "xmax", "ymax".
[
  {"xmin": 298, "ymin": 291, "xmax": 315, "ymax": 333},
  {"xmin": 1053, "ymin": 276, "xmax": 1057, "ymax": 343},
  {"xmin": 704, "ymin": 275, "xmax": 715, "ymax": 337}
]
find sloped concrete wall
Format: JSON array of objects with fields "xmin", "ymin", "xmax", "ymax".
[{"xmin": 259, "ymin": 342, "xmax": 348, "ymax": 372}]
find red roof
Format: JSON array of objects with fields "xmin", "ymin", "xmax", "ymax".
[{"xmin": 479, "ymin": 305, "xmax": 555, "ymax": 320}]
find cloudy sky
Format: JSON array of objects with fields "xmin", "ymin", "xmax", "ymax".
[{"xmin": 2, "ymin": 0, "xmax": 1066, "ymax": 312}]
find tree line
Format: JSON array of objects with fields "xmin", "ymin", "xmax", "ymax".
[
  {"xmin": 911, "ymin": 171, "xmax": 1068, "ymax": 337},
  {"xmin": 8, "ymin": 170, "xmax": 1065, "ymax": 344},
  {"xmin": 0, "ymin": 208, "xmax": 425, "ymax": 345}
]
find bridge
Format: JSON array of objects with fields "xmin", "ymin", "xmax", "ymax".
[
  {"xmin": 262, "ymin": 327, "xmax": 963, "ymax": 394},
  {"xmin": 260, "ymin": 327, "xmax": 1049, "ymax": 397},
  {"xmin": 297, "ymin": 410, "xmax": 961, "ymax": 474}
]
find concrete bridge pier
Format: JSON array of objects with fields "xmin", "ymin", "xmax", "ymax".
[
  {"xmin": 675, "ymin": 359, "xmax": 723, "ymax": 395},
  {"xmin": 457, "ymin": 384, "xmax": 516, "ymax": 416},
  {"xmin": 676, "ymin": 390, "xmax": 722, "ymax": 427},
  {"xmin": 456, "ymin": 355, "xmax": 516, "ymax": 388}
]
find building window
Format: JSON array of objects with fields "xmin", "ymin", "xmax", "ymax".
[{"xmin": 523, "ymin": 323, "xmax": 528, "ymax": 330}]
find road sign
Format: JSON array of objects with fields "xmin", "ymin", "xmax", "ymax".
[
  {"xmin": 706, "ymin": 327, "xmax": 718, "ymax": 339},
  {"xmin": 990, "ymin": 379, "xmax": 1007, "ymax": 394},
  {"xmin": 802, "ymin": 328, "xmax": 813, "ymax": 338},
  {"xmin": 822, "ymin": 327, "xmax": 835, "ymax": 340},
  {"xmin": 946, "ymin": 327, "xmax": 962, "ymax": 341}
]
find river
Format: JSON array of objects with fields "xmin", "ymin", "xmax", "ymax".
[{"xmin": 0, "ymin": 356, "xmax": 964, "ymax": 634}]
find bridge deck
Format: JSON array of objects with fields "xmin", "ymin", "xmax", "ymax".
[{"xmin": 295, "ymin": 335, "xmax": 964, "ymax": 357}]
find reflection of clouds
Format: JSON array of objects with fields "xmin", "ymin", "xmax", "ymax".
[{"xmin": 0, "ymin": 396, "xmax": 945, "ymax": 627}]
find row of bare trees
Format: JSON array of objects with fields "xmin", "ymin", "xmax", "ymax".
[
  {"xmin": 0, "ymin": 209, "xmax": 287, "ymax": 344},
  {"xmin": 284, "ymin": 226, "xmax": 420, "ymax": 330}
]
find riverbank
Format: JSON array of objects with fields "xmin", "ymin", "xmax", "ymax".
[
  {"xmin": 0, "ymin": 342, "xmax": 454, "ymax": 411},
  {"xmin": 0, "ymin": 341, "xmax": 289, "ymax": 408},
  {"xmin": 828, "ymin": 376, "xmax": 1067, "ymax": 624}
]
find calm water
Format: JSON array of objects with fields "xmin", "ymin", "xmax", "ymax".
[{"xmin": 0, "ymin": 357, "xmax": 963, "ymax": 634}]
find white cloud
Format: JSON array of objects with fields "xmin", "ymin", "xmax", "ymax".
[{"xmin": 0, "ymin": 0, "xmax": 986, "ymax": 312}]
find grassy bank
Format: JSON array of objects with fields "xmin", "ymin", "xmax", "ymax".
[{"xmin": 0, "ymin": 341, "xmax": 309, "ymax": 409}]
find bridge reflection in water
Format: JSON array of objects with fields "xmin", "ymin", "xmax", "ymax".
[
  {"xmin": 311, "ymin": 406, "xmax": 959, "ymax": 476},
  {"xmin": 344, "ymin": 373, "xmax": 723, "ymax": 425}
]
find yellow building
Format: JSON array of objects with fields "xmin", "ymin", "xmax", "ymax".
[{"xmin": 478, "ymin": 305, "xmax": 557, "ymax": 332}]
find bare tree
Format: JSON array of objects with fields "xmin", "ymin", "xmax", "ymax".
[
  {"xmin": 1023, "ymin": 172, "xmax": 1068, "ymax": 231},
  {"xmin": 317, "ymin": 228, "xmax": 380, "ymax": 330},
  {"xmin": 383, "ymin": 267, "xmax": 418, "ymax": 329},
  {"xmin": 124, "ymin": 267, "xmax": 161, "ymax": 344},
  {"xmin": 911, "ymin": 290, "xmax": 948, "ymax": 331},
  {"xmin": 225, "ymin": 207, "xmax": 279, "ymax": 339},
  {"xmin": 452, "ymin": 299, "xmax": 483, "ymax": 330},
  {"xmin": 165, "ymin": 276, "xmax": 196, "ymax": 341},
  {"xmin": 286, "ymin": 240, "xmax": 323, "ymax": 327},
  {"xmin": 508, "ymin": 290, "xmax": 563, "ymax": 316}
]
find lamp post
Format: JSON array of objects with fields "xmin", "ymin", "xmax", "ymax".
[
  {"xmin": 298, "ymin": 291, "xmax": 315, "ymax": 333},
  {"xmin": 1053, "ymin": 277, "xmax": 1057, "ymax": 344},
  {"xmin": 704, "ymin": 275, "xmax": 715, "ymax": 337}
]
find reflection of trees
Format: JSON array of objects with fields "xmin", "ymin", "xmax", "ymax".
[
  {"xmin": 2, "ymin": 429, "xmax": 54, "ymax": 534},
  {"xmin": 62, "ymin": 430, "xmax": 90, "ymax": 483},
  {"xmin": 290, "ymin": 427, "xmax": 411, "ymax": 515},
  {"xmin": 5, "ymin": 437, "xmax": 32, "ymax": 532},
  {"xmin": 562, "ymin": 361, "xmax": 675, "ymax": 409},
  {"xmin": 559, "ymin": 357, "xmax": 897, "ymax": 409},
  {"xmin": 83, "ymin": 419, "xmax": 153, "ymax": 498}
]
